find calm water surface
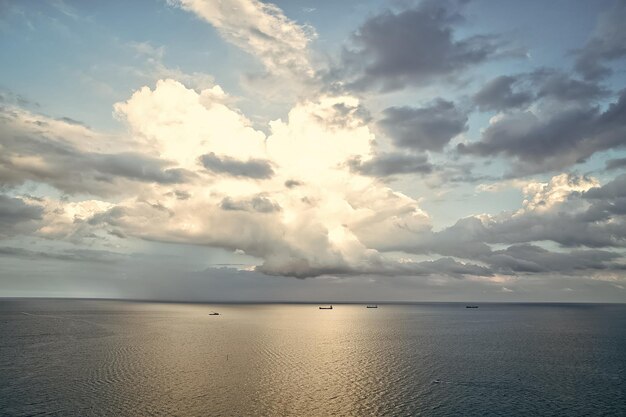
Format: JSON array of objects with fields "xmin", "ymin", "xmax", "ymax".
[{"xmin": 0, "ymin": 300, "xmax": 625, "ymax": 416}]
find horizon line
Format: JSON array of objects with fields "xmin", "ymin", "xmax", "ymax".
[{"xmin": 1, "ymin": 296, "xmax": 624, "ymax": 305}]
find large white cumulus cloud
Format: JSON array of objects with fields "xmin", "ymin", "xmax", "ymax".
[{"xmin": 81, "ymin": 79, "xmax": 431, "ymax": 277}]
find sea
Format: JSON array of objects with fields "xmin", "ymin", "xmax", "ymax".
[{"xmin": 0, "ymin": 299, "xmax": 624, "ymax": 416}]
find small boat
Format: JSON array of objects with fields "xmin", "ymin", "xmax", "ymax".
[
  {"xmin": 209, "ymin": 312, "xmax": 220, "ymax": 315},
  {"xmin": 432, "ymin": 379, "xmax": 442, "ymax": 384},
  {"xmin": 319, "ymin": 305, "xmax": 333, "ymax": 310},
  {"xmin": 465, "ymin": 305, "xmax": 479, "ymax": 309},
  {"xmin": 366, "ymin": 305, "xmax": 378, "ymax": 308}
]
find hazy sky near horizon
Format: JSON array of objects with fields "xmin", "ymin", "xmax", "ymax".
[{"xmin": 1, "ymin": 0, "xmax": 626, "ymax": 302}]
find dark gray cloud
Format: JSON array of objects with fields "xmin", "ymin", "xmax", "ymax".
[
  {"xmin": 348, "ymin": 153, "xmax": 492, "ymax": 186},
  {"xmin": 532, "ymin": 69, "xmax": 608, "ymax": 103},
  {"xmin": 473, "ymin": 75, "xmax": 533, "ymax": 111},
  {"xmin": 0, "ymin": 108, "xmax": 194, "ymax": 195},
  {"xmin": 200, "ymin": 152, "xmax": 274, "ymax": 179},
  {"xmin": 340, "ymin": 1, "xmax": 510, "ymax": 92},
  {"xmin": 473, "ymin": 70, "xmax": 607, "ymax": 113},
  {"xmin": 605, "ymin": 157, "xmax": 626, "ymax": 171},
  {"xmin": 312, "ymin": 102, "xmax": 372, "ymax": 130},
  {"xmin": 89, "ymin": 152, "xmax": 191, "ymax": 184},
  {"xmin": 256, "ymin": 261, "xmax": 355, "ymax": 279},
  {"xmin": 284, "ymin": 179, "xmax": 302, "ymax": 188},
  {"xmin": 577, "ymin": 198, "xmax": 626, "ymax": 227},
  {"xmin": 584, "ymin": 174, "xmax": 626, "ymax": 199},
  {"xmin": 347, "ymin": 152, "xmax": 433, "ymax": 177},
  {"xmin": 165, "ymin": 190, "xmax": 191, "ymax": 200},
  {"xmin": 0, "ymin": 146, "xmax": 192, "ymax": 193},
  {"xmin": 0, "ymin": 246, "xmax": 125, "ymax": 264},
  {"xmin": 458, "ymin": 89, "xmax": 626, "ymax": 175},
  {"xmin": 0, "ymin": 195, "xmax": 43, "ymax": 223},
  {"xmin": 256, "ymin": 254, "xmax": 493, "ymax": 279},
  {"xmin": 484, "ymin": 244, "xmax": 623, "ymax": 275},
  {"xmin": 412, "ymin": 257, "xmax": 493, "ymax": 279},
  {"xmin": 574, "ymin": 0, "xmax": 626, "ymax": 80},
  {"xmin": 0, "ymin": 195, "xmax": 43, "ymax": 237},
  {"xmin": 220, "ymin": 196, "xmax": 281, "ymax": 213},
  {"xmin": 87, "ymin": 206, "xmax": 127, "ymax": 226},
  {"xmin": 379, "ymin": 99, "xmax": 468, "ymax": 151},
  {"xmin": 492, "ymin": 213, "xmax": 626, "ymax": 249}
]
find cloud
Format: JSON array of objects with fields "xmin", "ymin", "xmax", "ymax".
[
  {"xmin": 583, "ymin": 173, "xmax": 626, "ymax": 200},
  {"xmin": 458, "ymin": 89, "xmax": 626, "ymax": 175},
  {"xmin": 71, "ymin": 81, "xmax": 497, "ymax": 279},
  {"xmin": 113, "ymin": 79, "xmax": 267, "ymax": 168},
  {"xmin": 0, "ymin": 245, "xmax": 125, "ymax": 264},
  {"xmin": 340, "ymin": 1, "xmax": 512, "ymax": 92},
  {"xmin": 284, "ymin": 179, "xmax": 302, "ymax": 188},
  {"xmin": 60, "ymin": 80, "xmax": 441, "ymax": 278},
  {"xmin": 574, "ymin": 0, "xmax": 626, "ymax": 80},
  {"xmin": 473, "ymin": 174, "xmax": 626, "ymax": 248},
  {"xmin": 473, "ymin": 75, "xmax": 533, "ymax": 111},
  {"xmin": 0, "ymin": 195, "xmax": 43, "ymax": 237},
  {"xmin": 484, "ymin": 244, "xmax": 624, "ymax": 275},
  {"xmin": 220, "ymin": 195, "xmax": 281, "ymax": 213},
  {"xmin": 430, "ymin": 174, "xmax": 626, "ymax": 251},
  {"xmin": 347, "ymin": 153, "xmax": 433, "ymax": 176},
  {"xmin": 385, "ymin": 216, "xmax": 493, "ymax": 260},
  {"xmin": 0, "ymin": 105, "xmax": 194, "ymax": 196},
  {"xmin": 90, "ymin": 153, "xmax": 192, "ymax": 184},
  {"xmin": 532, "ymin": 69, "xmax": 608, "ymax": 103},
  {"xmin": 26, "ymin": 77, "xmax": 623, "ymax": 280},
  {"xmin": 411, "ymin": 257, "xmax": 493, "ymax": 279},
  {"xmin": 605, "ymin": 157, "xmax": 626, "ymax": 171},
  {"xmin": 171, "ymin": 0, "xmax": 316, "ymax": 79},
  {"xmin": 378, "ymin": 173, "xmax": 626, "ymax": 278},
  {"xmin": 255, "ymin": 254, "xmax": 494, "ymax": 279},
  {"xmin": 201, "ymin": 152, "xmax": 274, "ymax": 179},
  {"xmin": 378, "ymin": 99, "xmax": 468, "ymax": 151},
  {"xmin": 3, "ymin": 80, "xmax": 626, "ymax": 281},
  {"xmin": 473, "ymin": 70, "xmax": 607, "ymax": 113}
]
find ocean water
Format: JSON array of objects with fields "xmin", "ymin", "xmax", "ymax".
[{"xmin": 0, "ymin": 300, "xmax": 624, "ymax": 416}]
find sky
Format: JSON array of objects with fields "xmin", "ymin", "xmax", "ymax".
[{"xmin": 1, "ymin": 0, "xmax": 626, "ymax": 302}]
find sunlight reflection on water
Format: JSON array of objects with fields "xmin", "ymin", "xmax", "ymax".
[{"xmin": 1, "ymin": 300, "xmax": 625, "ymax": 416}]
